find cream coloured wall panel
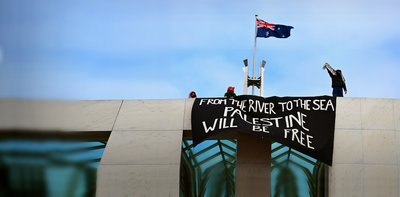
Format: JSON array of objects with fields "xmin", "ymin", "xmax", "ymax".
[
  {"xmin": 361, "ymin": 98, "xmax": 395, "ymax": 130},
  {"xmin": 0, "ymin": 100, "xmax": 123, "ymax": 131},
  {"xmin": 362, "ymin": 130, "xmax": 397, "ymax": 165},
  {"xmin": 330, "ymin": 97, "xmax": 399, "ymax": 197},
  {"xmin": 398, "ymin": 165, "xmax": 400, "ymax": 197},
  {"xmin": 335, "ymin": 97, "xmax": 362, "ymax": 130},
  {"xmin": 363, "ymin": 165, "xmax": 397, "ymax": 197},
  {"xmin": 332, "ymin": 129, "xmax": 364, "ymax": 164},
  {"xmin": 396, "ymin": 130, "xmax": 400, "ymax": 167},
  {"xmin": 183, "ymin": 99, "xmax": 195, "ymax": 130},
  {"xmin": 394, "ymin": 99, "xmax": 400, "ymax": 131},
  {"xmin": 329, "ymin": 164, "xmax": 364, "ymax": 197},
  {"xmin": 96, "ymin": 164, "xmax": 180, "ymax": 197},
  {"xmin": 113, "ymin": 99, "xmax": 185, "ymax": 131},
  {"xmin": 100, "ymin": 130, "xmax": 182, "ymax": 165},
  {"xmin": 66, "ymin": 100, "xmax": 123, "ymax": 131}
]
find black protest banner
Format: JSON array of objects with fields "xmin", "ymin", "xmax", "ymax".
[{"xmin": 191, "ymin": 95, "xmax": 336, "ymax": 166}]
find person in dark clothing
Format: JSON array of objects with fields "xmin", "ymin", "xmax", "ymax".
[
  {"xmin": 189, "ymin": 91, "xmax": 197, "ymax": 98},
  {"xmin": 323, "ymin": 63, "xmax": 347, "ymax": 97},
  {"xmin": 224, "ymin": 86, "xmax": 236, "ymax": 99}
]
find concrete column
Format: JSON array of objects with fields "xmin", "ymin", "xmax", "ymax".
[
  {"xmin": 96, "ymin": 99, "xmax": 186, "ymax": 197},
  {"xmin": 96, "ymin": 130, "xmax": 182, "ymax": 197},
  {"xmin": 236, "ymin": 132, "xmax": 271, "ymax": 197}
]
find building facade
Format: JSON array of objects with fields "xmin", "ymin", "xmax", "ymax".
[{"xmin": 0, "ymin": 97, "xmax": 399, "ymax": 196}]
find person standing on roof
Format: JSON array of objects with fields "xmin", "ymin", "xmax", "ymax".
[
  {"xmin": 323, "ymin": 62, "xmax": 347, "ymax": 97},
  {"xmin": 224, "ymin": 86, "xmax": 236, "ymax": 99}
]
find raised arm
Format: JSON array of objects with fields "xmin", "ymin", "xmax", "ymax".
[{"xmin": 327, "ymin": 69, "xmax": 334, "ymax": 78}]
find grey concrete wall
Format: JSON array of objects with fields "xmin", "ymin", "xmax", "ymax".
[{"xmin": 0, "ymin": 97, "xmax": 399, "ymax": 196}]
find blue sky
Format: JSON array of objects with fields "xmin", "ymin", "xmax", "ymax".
[{"xmin": 1, "ymin": 0, "xmax": 399, "ymax": 100}]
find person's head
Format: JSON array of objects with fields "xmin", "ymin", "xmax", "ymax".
[
  {"xmin": 189, "ymin": 91, "xmax": 197, "ymax": 98},
  {"xmin": 227, "ymin": 86, "xmax": 235, "ymax": 92},
  {"xmin": 336, "ymin": 70, "xmax": 342, "ymax": 74}
]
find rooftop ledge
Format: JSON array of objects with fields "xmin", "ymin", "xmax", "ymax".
[{"xmin": 0, "ymin": 97, "xmax": 399, "ymax": 135}]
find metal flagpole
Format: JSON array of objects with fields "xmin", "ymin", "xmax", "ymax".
[
  {"xmin": 237, "ymin": 15, "xmax": 271, "ymax": 197},
  {"xmin": 252, "ymin": 14, "xmax": 258, "ymax": 95}
]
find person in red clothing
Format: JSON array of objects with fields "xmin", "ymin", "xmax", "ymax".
[{"xmin": 224, "ymin": 86, "xmax": 236, "ymax": 98}]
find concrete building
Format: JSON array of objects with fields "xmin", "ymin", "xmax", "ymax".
[{"xmin": 0, "ymin": 97, "xmax": 399, "ymax": 196}]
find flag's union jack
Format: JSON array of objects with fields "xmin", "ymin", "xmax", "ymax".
[{"xmin": 256, "ymin": 18, "xmax": 275, "ymax": 31}]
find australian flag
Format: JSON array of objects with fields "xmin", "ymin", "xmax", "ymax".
[{"xmin": 256, "ymin": 18, "xmax": 293, "ymax": 38}]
